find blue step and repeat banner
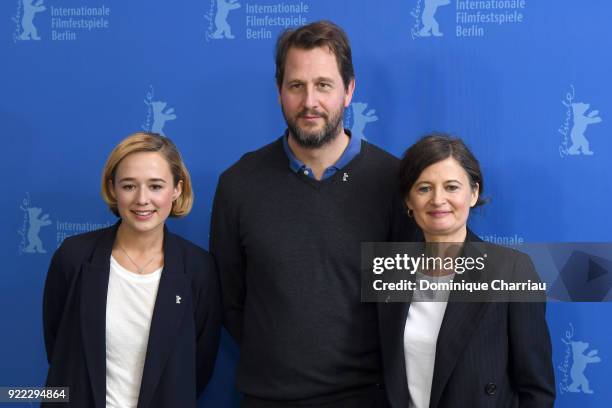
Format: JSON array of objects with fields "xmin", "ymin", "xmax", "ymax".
[{"xmin": 2, "ymin": 0, "xmax": 610, "ymax": 406}]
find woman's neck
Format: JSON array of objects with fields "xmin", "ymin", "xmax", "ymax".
[
  {"xmin": 424, "ymin": 227, "xmax": 468, "ymax": 244},
  {"xmin": 115, "ymin": 223, "xmax": 164, "ymax": 254}
]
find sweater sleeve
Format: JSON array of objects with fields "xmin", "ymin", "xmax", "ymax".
[{"xmin": 209, "ymin": 173, "xmax": 246, "ymax": 344}]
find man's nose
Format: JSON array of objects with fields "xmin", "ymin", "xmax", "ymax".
[{"xmin": 303, "ymin": 85, "xmax": 318, "ymax": 109}]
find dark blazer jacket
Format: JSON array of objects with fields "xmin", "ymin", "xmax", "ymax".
[
  {"xmin": 42, "ymin": 223, "xmax": 222, "ymax": 408},
  {"xmin": 378, "ymin": 230, "xmax": 555, "ymax": 408}
]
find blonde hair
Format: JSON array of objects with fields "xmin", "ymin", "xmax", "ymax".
[{"xmin": 101, "ymin": 132, "xmax": 193, "ymax": 217}]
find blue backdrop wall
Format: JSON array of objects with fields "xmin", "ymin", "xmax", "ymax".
[{"xmin": 1, "ymin": 0, "xmax": 610, "ymax": 406}]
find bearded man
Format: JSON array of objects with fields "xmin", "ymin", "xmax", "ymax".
[{"xmin": 210, "ymin": 20, "xmax": 415, "ymax": 408}]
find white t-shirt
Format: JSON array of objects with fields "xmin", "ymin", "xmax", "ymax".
[
  {"xmin": 403, "ymin": 272, "xmax": 453, "ymax": 408},
  {"xmin": 105, "ymin": 256, "xmax": 162, "ymax": 408}
]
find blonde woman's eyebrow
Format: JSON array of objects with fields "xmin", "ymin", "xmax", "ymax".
[{"xmin": 117, "ymin": 177, "xmax": 167, "ymax": 183}]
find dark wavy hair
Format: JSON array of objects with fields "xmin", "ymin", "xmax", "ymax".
[{"xmin": 399, "ymin": 133, "xmax": 487, "ymax": 207}]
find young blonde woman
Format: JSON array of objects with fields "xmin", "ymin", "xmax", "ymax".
[{"xmin": 43, "ymin": 132, "xmax": 221, "ymax": 408}]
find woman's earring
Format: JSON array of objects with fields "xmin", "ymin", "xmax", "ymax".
[{"xmin": 407, "ymin": 209, "xmax": 413, "ymax": 218}]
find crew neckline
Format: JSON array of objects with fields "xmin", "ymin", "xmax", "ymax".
[{"xmin": 110, "ymin": 255, "xmax": 163, "ymax": 282}]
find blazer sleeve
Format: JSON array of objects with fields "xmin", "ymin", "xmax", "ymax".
[
  {"xmin": 194, "ymin": 253, "xmax": 223, "ymax": 396},
  {"xmin": 209, "ymin": 174, "xmax": 246, "ymax": 343},
  {"xmin": 508, "ymin": 253, "xmax": 556, "ymax": 407},
  {"xmin": 42, "ymin": 244, "xmax": 69, "ymax": 364}
]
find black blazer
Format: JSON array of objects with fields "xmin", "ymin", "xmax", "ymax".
[
  {"xmin": 42, "ymin": 223, "xmax": 222, "ymax": 408},
  {"xmin": 378, "ymin": 230, "xmax": 555, "ymax": 408}
]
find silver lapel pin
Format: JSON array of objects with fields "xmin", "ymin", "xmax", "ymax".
[
  {"xmin": 342, "ymin": 172, "xmax": 349, "ymax": 182},
  {"xmin": 176, "ymin": 295, "xmax": 181, "ymax": 304}
]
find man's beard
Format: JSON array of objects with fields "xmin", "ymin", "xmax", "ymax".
[{"xmin": 283, "ymin": 106, "xmax": 345, "ymax": 149}]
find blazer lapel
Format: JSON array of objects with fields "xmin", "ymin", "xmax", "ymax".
[
  {"xmin": 429, "ymin": 302, "xmax": 488, "ymax": 408},
  {"xmin": 428, "ymin": 234, "xmax": 489, "ymax": 408},
  {"xmin": 380, "ymin": 300, "xmax": 412, "ymax": 407},
  {"xmin": 379, "ymin": 246, "xmax": 417, "ymax": 408},
  {"xmin": 137, "ymin": 230, "xmax": 189, "ymax": 408},
  {"xmin": 80, "ymin": 226, "xmax": 116, "ymax": 408}
]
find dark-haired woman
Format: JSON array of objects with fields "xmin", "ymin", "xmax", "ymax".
[{"xmin": 379, "ymin": 134, "xmax": 555, "ymax": 408}]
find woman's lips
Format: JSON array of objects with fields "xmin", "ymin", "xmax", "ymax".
[
  {"xmin": 427, "ymin": 210, "xmax": 451, "ymax": 218},
  {"xmin": 131, "ymin": 209, "xmax": 156, "ymax": 220}
]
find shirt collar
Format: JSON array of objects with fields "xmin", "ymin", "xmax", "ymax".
[{"xmin": 282, "ymin": 129, "xmax": 361, "ymax": 174}]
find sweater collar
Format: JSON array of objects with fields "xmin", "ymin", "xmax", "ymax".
[{"xmin": 282, "ymin": 129, "xmax": 361, "ymax": 178}]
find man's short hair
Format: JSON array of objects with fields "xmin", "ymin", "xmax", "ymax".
[{"xmin": 275, "ymin": 20, "xmax": 355, "ymax": 90}]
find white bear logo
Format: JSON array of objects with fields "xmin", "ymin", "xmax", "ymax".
[
  {"xmin": 564, "ymin": 340, "xmax": 601, "ymax": 394},
  {"xmin": 18, "ymin": 0, "xmax": 46, "ymax": 41},
  {"xmin": 419, "ymin": 0, "xmax": 450, "ymax": 37},
  {"xmin": 24, "ymin": 207, "xmax": 51, "ymax": 253},
  {"xmin": 568, "ymin": 102, "xmax": 602, "ymax": 155},
  {"xmin": 210, "ymin": 0, "xmax": 241, "ymax": 39},
  {"xmin": 149, "ymin": 101, "xmax": 177, "ymax": 136},
  {"xmin": 350, "ymin": 102, "xmax": 378, "ymax": 140}
]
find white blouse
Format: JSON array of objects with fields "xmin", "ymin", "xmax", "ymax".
[
  {"xmin": 105, "ymin": 256, "xmax": 162, "ymax": 408},
  {"xmin": 403, "ymin": 272, "xmax": 453, "ymax": 408}
]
